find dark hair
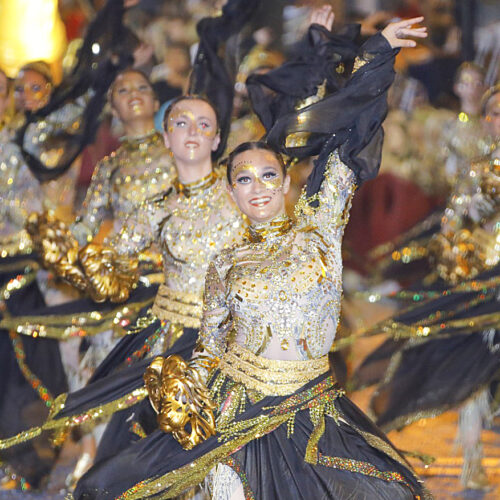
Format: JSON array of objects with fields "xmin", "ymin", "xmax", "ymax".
[
  {"xmin": 108, "ymin": 68, "xmax": 155, "ymax": 106},
  {"xmin": 481, "ymin": 84, "xmax": 500, "ymax": 117},
  {"xmin": 162, "ymin": 94, "xmax": 219, "ymax": 132},
  {"xmin": 226, "ymin": 141, "xmax": 286, "ymax": 184}
]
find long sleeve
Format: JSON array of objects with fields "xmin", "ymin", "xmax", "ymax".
[
  {"xmin": 295, "ymin": 150, "xmax": 356, "ymax": 245},
  {"xmin": 71, "ymin": 157, "xmax": 114, "ymax": 245},
  {"xmin": 107, "ymin": 194, "xmax": 170, "ymax": 257},
  {"xmin": 0, "ymin": 143, "xmax": 42, "ymax": 235},
  {"xmin": 198, "ymin": 259, "xmax": 233, "ymax": 361}
]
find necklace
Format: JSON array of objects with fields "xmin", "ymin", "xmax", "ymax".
[
  {"xmin": 245, "ymin": 215, "xmax": 292, "ymax": 243},
  {"xmin": 174, "ymin": 171, "xmax": 218, "ymax": 197}
]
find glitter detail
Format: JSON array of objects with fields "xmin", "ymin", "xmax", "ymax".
[
  {"xmin": 221, "ymin": 456, "xmax": 255, "ymax": 500},
  {"xmin": 9, "ymin": 331, "xmax": 53, "ymax": 408},
  {"xmin": 317, "ymin": 453, "xmax": 413, "ymax": 490}
]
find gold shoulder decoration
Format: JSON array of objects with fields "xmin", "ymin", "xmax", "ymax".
[
  {"xmin": 144, "ymin": 355, "xmax": 216, "ymax": 450},
  {"xmin": 26, "ymin": 211, "xmax": 138, "ymax": 302}
]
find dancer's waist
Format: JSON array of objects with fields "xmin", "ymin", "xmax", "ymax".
[
  {"xmin": 152, "ymin": 284, "xmax": 203, "ymax": 329},
  {"xmin": 218, "ymin": 343, "xmax": 330, "ymax": 396}
]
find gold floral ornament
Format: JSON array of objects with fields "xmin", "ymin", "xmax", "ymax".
[
  {"xmin": 429, "ymin": 229, "xmax": 486, "ymax": 284},
  {"xmin": 26, "ymin": 211, "xmax": 138, "ymax": 303},
  {"xmin": 79, "ymin": 244, "xmax": 139, "ymax": 303},
  {"xmin": 144, "ymin": 355, "xmax": 216, "ymax": 450}
]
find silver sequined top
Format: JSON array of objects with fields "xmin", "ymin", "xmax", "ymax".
[
  {"xmin": 201, "ymin": 151, "xmax": 356, "ymax": 361},
  {"xmin": 113, "ymin": 172, "xmax": 246, "ymax": 297},
  {"xmin": 72, "ymin": 131, "xmax": 176, "ymax": 245}
]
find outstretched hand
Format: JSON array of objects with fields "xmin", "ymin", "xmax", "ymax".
[
  {"xmin": 310, "ymin": 4, "xmax": 335, "ymax": 31},
  {"xmin": 381, "ymin": 17, "xmax": 427, "ymax": 49}
]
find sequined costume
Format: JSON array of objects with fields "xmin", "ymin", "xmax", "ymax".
[
  {"xmin": 72, "ymin": 149, "xmax": 429, "ymax": 499},
  {"xmin": 353, "ymin": 148, "xmax": 499, "ymax": 487},
  {"xmin": 72, "ymin": 130, "xmax": 176, "ymax": 245},
  {"xmin": 71, "ymin": 27, "xmax": 430, "ymax": 498}
]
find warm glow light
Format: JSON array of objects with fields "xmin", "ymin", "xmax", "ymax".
[{"xmin": 0, "ymin": 0, "xmax": 67, "ymax": 77}]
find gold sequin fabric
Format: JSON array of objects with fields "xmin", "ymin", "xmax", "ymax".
[
  {"xmin": 218, "ymin": 343, "xmax": 330, "ymax": 396},
  {"xmin": 72, "ymin": 131, "xmax": 176, "ymax": 244},
  {"xmin": 433, "ymin": 154, "xmax": 500, "ymax": 282},
  {"xmin": 113, "ymin": 171, "xmax": 246, "ymax": 300},
  {"xmin": 201, "ymin": 151, "xmax": 356, "ymax": 361},
  {"xmin": 0, "ymin": 133, "xmax": 42, "ymax": 238}
]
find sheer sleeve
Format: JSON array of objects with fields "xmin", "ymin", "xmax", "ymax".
[
  {"xmin": 0, "ymin": 146, "xmax": 42, "ymax": 230},
  {"xmin": 71, "ymin": 157, "xmax": 114, "ymax": 245},
  {"xmin": 107, "ymin": 193, "xmax": 171, "ymax": 256},
  {"xmin": 198, "ymin": 259, "xmax": 232, "ymax": 361}
]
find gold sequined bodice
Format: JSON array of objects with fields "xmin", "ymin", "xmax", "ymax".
[
  {"xmin": 0, "ymin": 129, "xmax": 43, "ymax": 238},
  {"xmin": 114, "ymin": 172, "xmax": 246, "ymax": 298},
  {"xmin": 73, "ymin": 131, "xmax": 176, "ymax": 244},
  {"xmin": 201, "ymin": 152, "xmax": 356, "ymax": 361}
]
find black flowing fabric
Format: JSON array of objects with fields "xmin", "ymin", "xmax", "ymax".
[
  {"xmin": 16, "ymin": 0, "xmax": 133, "ymax": 182},
  {"xmin": 74, "ymin": 372, "xmax": 425, "ymax": 499},
  {"xmin": 0, "ymin": 276, "xmax": 68, "ymax": 487},
  {"xmin": 370, "ymin": 297, "xmax": 500, "ymax": 431},
  {"xmin": 247, "ymin": 30, "xmax": 397, "ymax": 195},
  {"xmin": 354, "ymin": 264, "xmax": 500, "ymax": 388},
  {"xmin": 351, "ymin": 264, "xmax": 500, "ymax": 430},
  {"xmin": 189, "ymin": 0, "xmax": 260, "ymax": 159}
]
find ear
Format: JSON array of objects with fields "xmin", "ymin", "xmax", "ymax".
[
  {"xmin": 211, "ymin": 132, "xmax": 221, "ymax": 152},
  {"xmin": 282, "ymin": 173, "xmax": 291, "ymax": 195},
  {"xmin": 163, "ymin": 131, "xmax": 170, "ymax": 149},
  {"xmin": 226, "ymin": 179, "xmax": 236, "ymax": 202},
  {"xmin": 154, "ymin": 99, "xmax": 160, "ymax": 112}
]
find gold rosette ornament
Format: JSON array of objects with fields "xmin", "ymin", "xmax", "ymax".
[
  {"xmin": 429, "ymin": 229, "xmax": 490, "ymax": 284},
  {"xmin": 144, "ymin": 355, "xmax": 216, "ymax": 450},
  {"xmin": 26, "ymin": 212, "xmax": 138, "ymax": 303}
]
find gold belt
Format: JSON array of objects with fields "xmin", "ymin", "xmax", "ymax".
[
  {"xmin": 151, "ymin": 284, "xmax": 203, "ymax": 329},
  {"xmin": 218, "ymin": 343, "xmax": 330, "ymax": 396}
]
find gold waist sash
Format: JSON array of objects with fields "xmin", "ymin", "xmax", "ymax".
[
  {"xmin": 152, "ymin": 284, "xmax": 203, "ymax": 329},
  {"xmin": 218, "ymin": 343, "xmax": 330, "ymax": 396}
]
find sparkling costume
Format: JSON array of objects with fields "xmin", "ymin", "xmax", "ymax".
[
  {"xmin": 72, "ymin": 153, "xmax": 428, "ymax": 499},
  {"xmin": 71, "ymin": 27, "xmax": 430, "ymax": 500},
  {"xmin": 354, "ymin": 147, "xmax": 499, "ymax": 486},
  {"xmin": 72, "ymin": 130, "xmax": 175, "ymax": 245}
]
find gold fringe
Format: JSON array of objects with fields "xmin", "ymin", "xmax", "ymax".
[{"xmin": 0, "ymin": 388, "xmax": 148, "ymax": 450}]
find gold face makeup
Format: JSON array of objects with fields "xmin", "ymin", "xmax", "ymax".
[
  {"xmin": 231, "ymin": 161, "xmax": 283, "ymax": 190},
  {"xmin": 167, "ymin": 108, "xmax": 217, "ymax": 139}
]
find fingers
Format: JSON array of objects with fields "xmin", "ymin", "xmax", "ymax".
[
  {"xmin": 398, "ymin": 27, "xmax": 428, "ymax": 38},
  {"xmin": 310, "ymin": 4, "xmax": 334, "ymax": 30}
]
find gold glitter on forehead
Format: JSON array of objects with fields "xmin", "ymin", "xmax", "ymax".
[
  {"xmin": 231, "ymin": 162, "xmax": 283, "ymax": 190},
  {"xmin": 167, "ymin": 108, "xmax": 216, "ymax": 138}
]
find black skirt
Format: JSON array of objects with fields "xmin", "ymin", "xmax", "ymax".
[
  {"xmin": 353, "ymin": 264, "xmax": 500, "ymax": 431},
  {"xmin": 74, "ymin": 371, "xmax": 429, "ymax": 499}
]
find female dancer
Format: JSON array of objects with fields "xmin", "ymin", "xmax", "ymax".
[
  {"xmin": 73, "ymin": 13, "xmax": 430, "ymax": 500},
  {"xmin": 356, "ymin": 85, "xmax": 499, "ymax": 490}
]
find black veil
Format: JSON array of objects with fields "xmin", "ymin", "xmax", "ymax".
[{"xmin": 16, "ymin": 0, "xmax": 133, "ymax": 182}]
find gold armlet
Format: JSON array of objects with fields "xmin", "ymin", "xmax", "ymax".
[
  {"xmin": 143, "ymin": 355, "xmax": 216, "ymax": 450},
  {"xmin": 26, "ymin": 212, "xmax": 139, "ymax": 303}
]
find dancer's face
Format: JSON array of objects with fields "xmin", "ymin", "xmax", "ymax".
[
  {"xmin": 454, "ymin": 68, "xmax": 484, "ymax": 105},
  {"xmin": 164, "ymin": 99, "xmax": 219, "ymax": 164},
  {"xmin": 228, "ymin": 148, "xmax": 290, "ymax": 224},
  {"xmin": 0, "ymin": 72, "xmax": 8, "ymax": 119},
  {"xmin": 484, "ymin": 93, "xmax": 500, "ymax": 138},
  {"xmin": 110, "ymin": 71, "xmax": 158, "ymax": 124},
  {"xmin": 14, "ymin": 69, "xmax": 52, "ymax": 112}
]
